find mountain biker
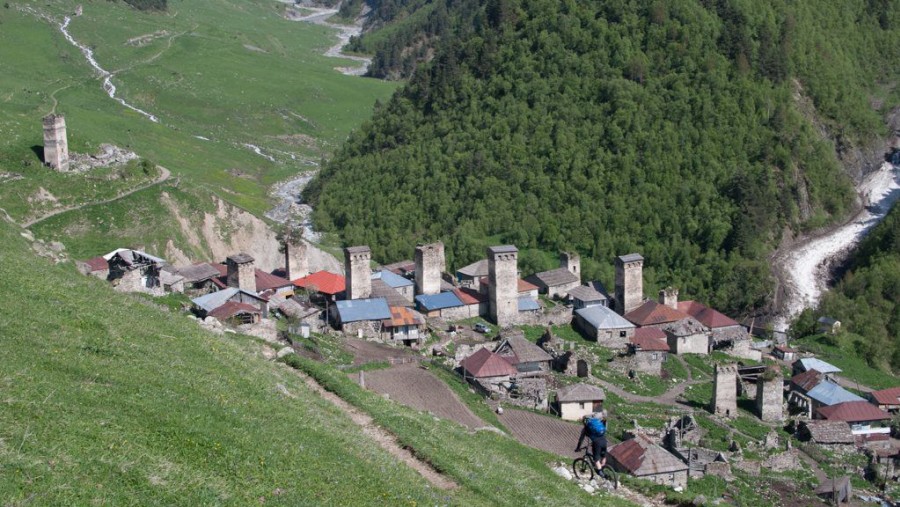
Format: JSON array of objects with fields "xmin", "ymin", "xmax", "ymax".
[{"xmin": 576, "ymin": 410, "xmax": 608, "ymax": 473}]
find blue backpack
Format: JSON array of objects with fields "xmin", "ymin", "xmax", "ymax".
[{"xmin": 586, "ymin": 417, "xmax": 606, "ymax": 437}]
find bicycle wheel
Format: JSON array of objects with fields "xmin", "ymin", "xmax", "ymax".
[
  {"xmin": 572, "ymin": 457, "xmax": 594, "ymax": 480},
  {"xmin": 600, "ymin": 465, "xmax": 618, "ymax": 489}
]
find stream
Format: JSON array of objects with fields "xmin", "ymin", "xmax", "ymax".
[
  {"xmin": 58, "ymin": 16, "xmax": 160, "ymax": 123},
  {"xmin": 772, "ymin": 161, "xmax": 900, "ymax": 332},
  {"xmin": 282, "ymin": 3, "xmax": 372, "ymax": 76}
]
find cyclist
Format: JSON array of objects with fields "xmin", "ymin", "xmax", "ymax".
[{"xmin": 576, "ymin": 409, "xmax": 608, "ymax": 474}]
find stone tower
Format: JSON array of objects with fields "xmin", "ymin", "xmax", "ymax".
[
  {"xmin": 42, "ymin": 114, "xmax": 69, "ymax": 172},
  {"xmin": 711, "ymin": 363, "xmax": 738, "ymax": 418},
  {"xmin": 226, "ymin": 253, "xmax": 256, "ymax": 293},
  {"xmin": 488, "ymin": 245, "xmax": 518, "ymax": 327},
  {"xmin": 756, "ymin": 369, "xmax": 784, "ymax": 423},
  {"xmin": 560, "ymin": 251, "xmax": 581, "ymax": 280},
  {"xmin": 344, "ymin": 246, "xmax": 372, "ymax": 300},
  {"xmin": 284, "ymin": 238, "xmax": 309, "ymax": 282},
  {"xmin": 415, "ymin": 241, "xmax": 444, "ymax": 295},
  {"xmin": 615, "ymin": 253, "xmax": 644, "ymax": 315},
  {"xmin": 658, "ymin": 287, "xmax": 679, "ymax": 309}
]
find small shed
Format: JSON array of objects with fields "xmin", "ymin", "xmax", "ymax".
[
  {"xmin": 608, "ymin": 434, "xmax": 689, "ymax": 488},
  {"xmin": 381, "ymin": 306, "xmax": 426, "ymax": 346},
  {"xmin": 415, "ymin": 291, "xmax": 468, "ymax": 319},
  {"xmin": 556, "ymin": 383, "xmax": 606, "ymax": 421},
  {"xmin": 797, "ymin": 420, "xmax": 855, "ymax": 447},
  {"xmin": 772, "ymin": 345, "xmax": 796, "ymax": 362},
  {"xmin": 192, "ymin": 287, "xmax": 269, "ymax": 319},
  {"xmin": 334, "ymin": 298, "xmax": 391, "ymax": 333},
  {"xmin": 868, "ymin": 387, "xmax": 900, "ymax": 412},
  {"xmin": 494, "ymin": 333, "xmax": 552, "ymax": 375},
  {"xmin": 208, "ymin": 300, "xmax": 262, "ymax": 324},
  {"xmin": 525, "ymin": 267, "xmax": 580, "ymax": 299},
  {"xmin": 814, "ymin": 476, "xmax": 851, "ymax": 504},
  {"xmin": 628, "ymin": 328, "xmax": 670, "ymax": 376}
]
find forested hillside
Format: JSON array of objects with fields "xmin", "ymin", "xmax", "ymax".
[
  {"xmin": 307, "ymin": 0, "xmax": 900, "ymax": 315},
  {"xmin": 798, "ymin": 204, "xmax": 900, "ymax": 370}
]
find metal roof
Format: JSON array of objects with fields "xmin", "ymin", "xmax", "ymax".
[
  {"xmin": 460, "ymin": 348, "xmax": 517, "ymax": 378},
  {"xmin": 372, "ymin": 269, "xmax": 414, "ymax": 288},
  {"xmin": 527, "ymin": 267, "xmax": 579, "ymax": 288},
  {"xmin": 617, "ymin": 253, "xmax": 644, "ymax": 263},
  {"xmin": 191, "ymin": 288, "xmax": 265, "ymax": 312},
  {"xmin": 178, "ymin": 263, "xmax": 222, "ymax": 283},
  {"xmin": 208, "ymin": 301, "xmax": 260, "ymax": 320},
  {"xmin": 806, "ymin": 381, "xmax": 866, "ymax": 406},
  {"xmin": 567, "ymin": 285, "xmax": 607, "ymax": 302},
  {"xmin": 677, "ymin": 301, "xmax": 739, "ymax": 329},
  {"xmin": 453, "ymin": 287, "xmax": 487, "ymax": 305},
  {"xmin": 868, "ymin": 387, "xmax": 900, "ymax": 406},
  {"xmin": 557, "ymin": 383, "xmax": 606, "ymax": 403},
  {"xmin": 457, "ymin": 259, "xmax": 489, "ymax": 277},
  {"xmin": 609, "ymin": 434, "xmax": 687, "ymax": 476},
  {"xmin": 293, "ymin": 270, "xmax": 346, "ymax": 295},
  {"xmin": 816, "ymin": 401, "xmax": 891, "ymax": 423},
  {"xmin": 575, "ymin": 305, "xmax": 635, "ymax": 330},
  {"xmin": 382, "ymin": 306, "xmax": 425, "ymax": 327},
  {"xmin": 415, "ymin": 291, "xmax": 463, "ymax": 311},
  {"xmin": 625, "ymin": 300, "xmax": 691, "ymax": 326},
  {"xmin": 335, "ymin": 298, "xmax": 391, "ymax": 323},
  {"xmin": 518, "ymin": 296, "xmax": 541, "ymax": 312},
  {"xmin": 797, "ymin": 358, "xmax": 842, "ymax": 374},
  {"xmin": 630, "ymin": 329, "xmax": 670, "ymax": 352}
]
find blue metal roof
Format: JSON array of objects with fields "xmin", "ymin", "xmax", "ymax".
[
  {"xmin": 372, "ymin": 269, "xmax": 413, "ymax": 288},
  {"xmin": 807, "ymin": 381, "xmax": 865, "ymax": 406},
  {"xmin": 518, "ymin": 296, "xmax": 541, "ymax": 312},
  {"xmin": 415, "ymin": 291, "xmax": 463, "ymax": 311},
  {"xmin": 336, "ymin": 298, "xmax": 392, "ymax": 323},
  {"xmin": 575, "ymin": 305, "xmax": 635, "ymax": 330},
  {"xmin": 799, "ymin": 358, "xmax": 842, "ymax": 374}
]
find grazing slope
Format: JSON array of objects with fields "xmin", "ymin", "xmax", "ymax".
[{"xmin": 308, "ymin": 0, "xmax": 900, "ymax": 315}]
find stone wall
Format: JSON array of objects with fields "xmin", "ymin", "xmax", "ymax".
[
  {"xmin": 344, "ymin": 246, "xmax": 372, "ymax": 300},
  {"xmin": 284, "ymin": 239, "xmax": 309, "ymax": 281},
  {"xmin": 415, "ymin": 242, "xmax": 443, "ymax": 295},
  {"xmin": 42, "ymin": 114, "xmax": 69, "ymax": 172},
  {"xmin": 756, "ymin": 373, "xmax": 785, "ymax": 423},
  {"xmin": 711, "ymin": 363, "xmax": 738, "ymax": 418},
  {"xmin": 667, "ymin": 332, "xmax": 709, "ymax": 355},
  {"xmin": 488, "ymin": 245, "xmax": 518, "ymax": 327},
  {"xmin": 614, "ymin": 254, "xmax": 643, "ymax": 315},
  {"xmin": 631, "ymin": 350, "xmax": 665, "ymax": 376}
]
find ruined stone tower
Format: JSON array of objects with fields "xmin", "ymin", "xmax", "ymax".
[
  {"xmin": 42, "ymin": 114, "xmax": 69, "ymax": 172},
  {"xmin": 488, "ymin": 245, "xmax": 518, "ymax": 327},
  {"xmin": 284, "ymin": 238, "xmax": 309, "ymax": 282},
  {"xmin": 415, "ymin": 241, "xmax": 444, "ymax": 295},
  {"xmin": 560, "ymin": 251, "xmax": 581, "ymax": 280},
  {"xmin": 226, "ymin": 253, "xmax": 256, "ymax": 293},
  {"xmin": 711, "ymin": 363, "xmax": 738, "ymax": 418},
  {"xmin": 615, "ymin": 253, "xmax": 643, "ymax": 315},
  {"xmin": 344, "ymin": 246, "xmax": 372, "ymax": 300},
  {"xmin": 756, "ymin": 369, "xmax": 784, "ymax": 423},
  {"xmin": 659, "ymin": 287, "xmax": 679, "ymax": 309}
]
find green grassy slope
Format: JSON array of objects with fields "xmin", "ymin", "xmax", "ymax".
[
  {"xmin": 0, "ymin": 216, "xmax": 626, "ymax": 504},
  {"xmin": 0, "ymin": 0, "xmax": 397, "ymax": 220}
]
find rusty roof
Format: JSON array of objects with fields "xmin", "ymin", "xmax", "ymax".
[
  {"xmin": 208, "ymin": 301, "xmax": 261, "ymax": 320},
  {"xmin": 817, "ymin": 401, "xmax": 891, "ymax": 423},
  {"xmin": 293, "ymin": 270, "xmax": 346, "ymax": 295},
  {"xmin": 382, "ymin": 306, "xmax": 425, "ymax": 328},
  {"xmin": 478, "ymin": 277, "xmax": 541, "ymax": 294},
  {"xmin": 791, "ymin": 369, "xmax": 825, "ymax": 393},
  {"xmin": 460, "ymin": 348, "xmax": 517, "ymax": 378},
  {"xmin": 677, "ymin": 301, "xmax": 739, "ymax": 329},
  {"xmin": 869, "ymin": 387, "xmax": 900, "ymax": 406},
  {"xmin": 453, "ymin": 287, "xmax": 487, "ymax": 305},
  {"xmin": 630, "ymin": 329, "xmax": 670, "ymax": 352},
  {"xmin": 82, "ymin": 256, "xmax": 109, "ymax": 272},
  {"xmin": 625, "ymin": 300, "xmax": 691, "ymax": 326},
  {"xmin": 609, "ymin": 434, "xmax": 687, "ymax": 476}
]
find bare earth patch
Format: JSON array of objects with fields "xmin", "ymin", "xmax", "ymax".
[
  {"xmin": 498, "ymin": 409, "xmax": 582, "ymax": 459},
  {"xmin": 359, "ymin": 363, "xmax": 485, "ymax": 430}
]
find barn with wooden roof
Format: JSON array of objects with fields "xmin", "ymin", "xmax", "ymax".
[{"xmin": 608, "ymin": 433, "xmax": 688, "ymax": 488}]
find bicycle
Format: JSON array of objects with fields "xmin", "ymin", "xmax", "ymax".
[{"xmin": 572, "ymin": 446, "xmax": 618, "ymax": 489}]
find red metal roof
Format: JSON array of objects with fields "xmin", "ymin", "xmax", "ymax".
[
  {"xmin": 83, "ymin": 256, "xmax": 109, "ymax": 272},
  {"xmin": 609, "ymin": 434, "xmax": 687, "ymax": 476},
  {"xmin": 478, "ymin": 277, "xmax": 540, "ymax": 293},
  {"xmin": 255, "ymin": 270, "xmax": 293, "ymax": 292},
  {"xmin": 791, "ymin": 369, "xmax": 824, "ymax": 393},
  {"xmin": 630, "ymin": 328, "xmax": 670, "ymax": 352},
  {"xmin": 460, "ymin": 348, "xmax": 517, "ymax": 378},
  {"xmin": 624, "ymin": 300, "xmax": 690, "ymax": 326},
  {"xmin": 677, "ymin": 300, "xmax": 739, "ymax": 329},
  {"xmin": 453, "ymin": 287, "xmax": 487, "ymax": 305},
  {"xmin": 609, "ymin": 438, "xmax": 645, "ymax": 473},
  {"xmin": 382, "ymin": 306, "xmax": 424, "ymax": 328},
  {"xmin": 869, "ymin": 387, "xmax": 900, "ymax": 406},
  {"xmin": 293, "ymin": 270, "xmax": 346, "ymax": 295},
  {"xmin": 817, "ymin": 401, "xmax": 891, "ymax": 423},
  {"xmin": 208, "ymin": 301, "xmax": 261, "ymax": 320}
]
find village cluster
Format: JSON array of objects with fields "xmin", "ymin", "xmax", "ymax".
[{"xmin": 74, "ymin": 229, "xmax": 900, "ymax": 502}]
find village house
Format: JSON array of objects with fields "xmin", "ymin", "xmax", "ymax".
[
  {"xmin": 573, "ymin": 304, "xmax": 635, "ymax": 348},
  {"xmin": 567, "ymin": 284, "xmax": 608, "ymax": 310},
  {"xmin": 555, "ymin": 383, "xmax": 605, "ymax": 421},
  {"xmin": 459, "ymin": 347, "xmax": 518, "ymax": 390},
  {"xmin": 380, "ymin": 306, "xmax": 427, "ymax": 346},
  {"xmin": 333, "ymin": 297, "xmax": 392, "ymax": 336},
  {"xmin": 797, "ymin": 420, "xmax": 856, "ymax": 450},
  {"xmin": 371, "ymin": 278, "xmax": 414, "ymax": 308},
  {"xmin": 793, "ymin": 358, "xmax": 842, "ymax": 378},
  {"xmin": 415, "ymin": 291, "xmax": 469, "ymax": 319},
  {"xmin": 494, "ymin": 332, "xmax": 553, "ymax": 375},
  {"xmin": 381, "ymin": 259, "xmax": 416, "ymax": 278},
  {"xmin": 292, "ymin": 270, "xmax": 346, "ymax": 305},
  {"xmin": 456, "ymin": 259, "xmax": 489, "ymax": 290},
  {"xmin": 867, "ymin": 387, "xmax": 900, "ymax": 412},
  {"xmin": 452, "ymin": 287, "xmax": 488, "ymax": 317},
  {"xmin": 372, "ymin": 269, "xmax": 414, "ymax": 302},
  {"xmin": 159, "ymin": 265, "xmax": 185, "ymax": 293},
  {"xmin": 677, "ymin": 299, "xmax": 758, "ymax": 360},
  {"xmin": 191, "ymin": 287, "xmax": 269, "ymax": 321},
  {"xmin": 627, "ymin": 327, "xmax": 670, "ymax": 376},
  {"xmin": 208, "ymin": 256, "xmax": 294, "ymax": 298},
  {"xmin": 176, "ymin": 263, "xmax": 223, "ymax": 295},
  {"xmin": 815, "ymin": 477, "xmax": 852, "ymax": 505},
  {"xmin": 608, "ymin": 433, "xmax": 689, "ymax": 489},
  {"xmin": 478, "ymin": 276, "xmax": 540, "ymax": 299},
  {"xmin": 817, "ymin": 316, "xmax": 842, "ymax": 335},
  {"xmin": 106, "ymin": 248, "xmax": 167, "ymax": 293},
  {"xmin": 525, "ymin": 252, "xmax": 582, "ymax": 299},
  {"xmin": 788, "ymin": 369, "xmax": 866, "ymax": 417},
  {"xmin": 624, "ymin": 294, "xmax": 710, "ymax": 355},
  {"xmin": 816, "ymin": 401, "xmax": 892, "ymax": 443}
]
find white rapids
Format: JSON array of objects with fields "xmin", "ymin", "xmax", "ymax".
[
  {"xmin": 58, "ymin": 16, "xmax": 160, "ymax": 123},
  {"xmin": 772, "ymin": 161, "xmax": 900, "ymax": 332}
]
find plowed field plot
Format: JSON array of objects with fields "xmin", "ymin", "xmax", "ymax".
[
  {"xmin": 344, "ymin": 339, "xmax": 417, "ymax": 365},
  {"xmin": 498, "ymin": 409, "xmax": 582, "ymax": 458},
  {"xmin": 360, "ymin": 364, "xmax": 486, "ymax": 430}
]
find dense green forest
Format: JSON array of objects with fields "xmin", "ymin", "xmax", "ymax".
[
  {"xmin": 795, "ymin": 203, "xmax": 900, "ymax": 370},
  {"xmin": 308, "ymin": 0, "xmax": 900, "ymax": 315}
]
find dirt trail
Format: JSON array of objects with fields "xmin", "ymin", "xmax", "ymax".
[
  {"xmin": 22, "ymin": 166, "xmax": 171, "ymax": 228},
  {"xmin": 290, "ymin": 367, "xmax": 459, "ymax": 490}
]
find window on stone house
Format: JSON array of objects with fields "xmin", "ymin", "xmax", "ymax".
[
  {"xmin": 619, "ymin": 330, "xmax": 626, "ymax": 338},
  {"xmin": 580, "ymin": 402, "xmax": 586, "ymax": 409},
  {"xmin": 652, "ymin": 353, "xmax": 658, "ymax": 360}
]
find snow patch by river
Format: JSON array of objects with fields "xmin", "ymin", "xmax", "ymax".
[
  {"xmin": 58, "ymin": 16, "xmax": 160, "ymax": 123},
  {"xmin": 773, "ymin": 161, "xmax": 900, "ymax": 332}
]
